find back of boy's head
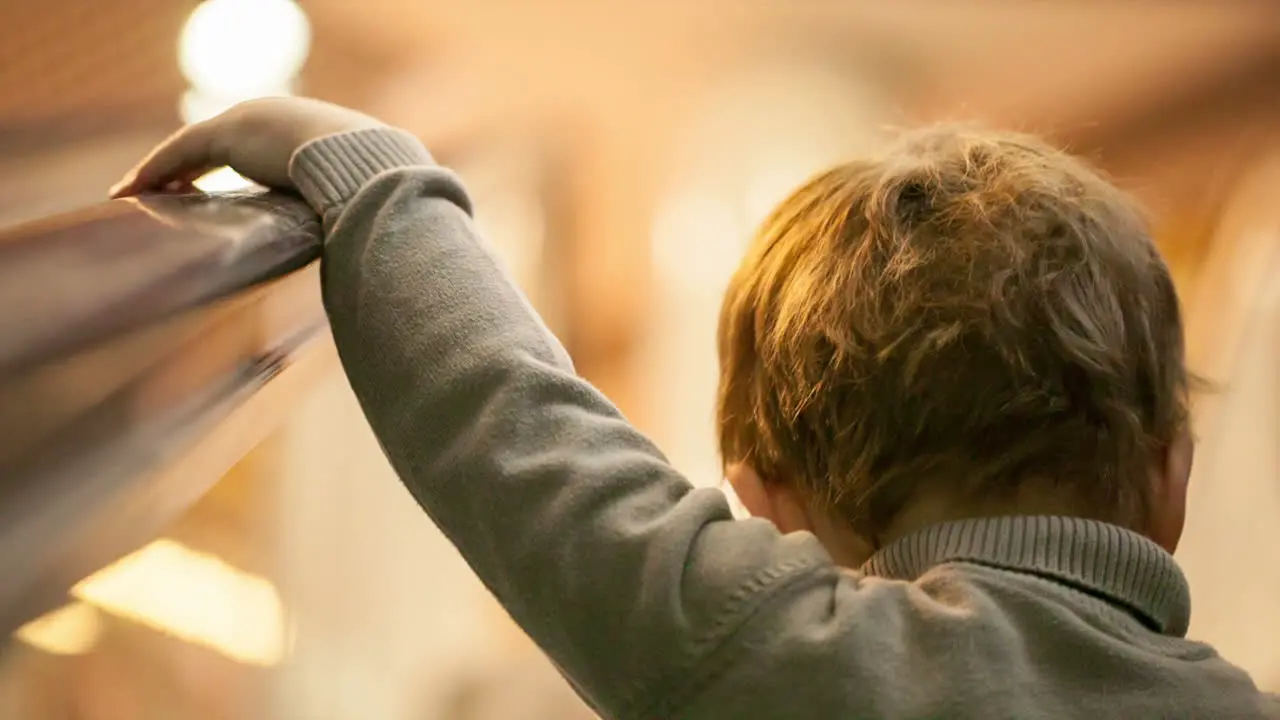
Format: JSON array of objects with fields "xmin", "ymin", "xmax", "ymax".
[{"xmin": 717, "ymin": 125, "xmax": 1189, "ymax": 540}]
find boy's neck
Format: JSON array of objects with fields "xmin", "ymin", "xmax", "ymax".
[{"xmin": 872, "ymin": 484, "xmax": 1096, "ymax": 555}]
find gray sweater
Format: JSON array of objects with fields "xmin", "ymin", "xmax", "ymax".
[{"xmin": 288, "ymin": 128, "xmax": 1279, "ymax": 720}]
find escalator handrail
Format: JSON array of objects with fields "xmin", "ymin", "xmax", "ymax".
[
  {"xmin": 0, "ymin": 191, "xmax": 322, "ymax": 378},
  {"xmin": 0, "ymin": 190, "xmax": 328, "ymax": 640}
]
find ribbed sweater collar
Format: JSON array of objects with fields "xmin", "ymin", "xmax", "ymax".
[{"xmin": 862, "ymin": 516, "xmax": 1191, "ymax": 636}]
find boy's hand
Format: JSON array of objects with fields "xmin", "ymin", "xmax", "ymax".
[{"xmin": 109, "ymin": 97, "xmax": 385, "ymax": 198}]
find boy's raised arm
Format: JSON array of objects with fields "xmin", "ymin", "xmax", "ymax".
[{"xmin": 289, "ymin": 127, "xmax": 840, "ymax": 717}]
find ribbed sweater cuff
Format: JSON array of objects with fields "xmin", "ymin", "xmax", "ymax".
[{"xmin": 289, "ymin": 127, "xmax": 436, "ymax": 217}]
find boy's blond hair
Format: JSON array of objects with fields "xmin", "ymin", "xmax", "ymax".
[{"xmin": 716, "ymin": 127, "xmax": 1189, "ymax": 539}]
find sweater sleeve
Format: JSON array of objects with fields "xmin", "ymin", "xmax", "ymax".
[{"xmin": 288, "ymin": 128, "xmax": 841, "ymax": 719}]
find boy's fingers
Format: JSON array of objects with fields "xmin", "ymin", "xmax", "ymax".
[{"xmin": 109, "ymin": 121, "xmax": 223, "ymax": 198}]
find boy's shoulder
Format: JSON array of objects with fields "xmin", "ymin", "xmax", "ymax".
[{"xmin": 676, "ymin": 517, "xmax": 1261, "ymax": 719}]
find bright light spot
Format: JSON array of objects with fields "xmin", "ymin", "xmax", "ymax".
[
  {"xmin": 179, "ymin": 0, "xmax": 311, "ymax": 98},
  {"xmin": 192, "ymin": 166, "xmax": 258, "ymax": 193},
  {"xmin": 178, "ymin": 0, "xmax": 308, "ymax": 192},
  {"xmin": 72, "ymin": 539, "xmax": 286, "ymax": 666},
  {"xmin": 15, "ymin": 602, "xmax": 103, "ymax": 656}
]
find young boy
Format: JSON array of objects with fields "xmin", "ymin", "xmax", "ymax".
[{"xmin": 113, "ymin": 98, "xmax": 1278, "ymax": 718}]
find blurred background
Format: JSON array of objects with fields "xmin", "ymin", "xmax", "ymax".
[{"xmin": 0, "ymin": 0, "xmax": 1278, "ymax": 717}]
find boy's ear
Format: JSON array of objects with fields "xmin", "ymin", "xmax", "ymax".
[
  {"xmin": 725, "ymin": 463, "xmax": 770, "ymax": 518},
  {"xmin": 725, "ymin": 463, "xmax": 814, "ymax": 534},
  {"xmin": 1149, "ymin": 427, "xmax": 1195, "ymax": 554}
]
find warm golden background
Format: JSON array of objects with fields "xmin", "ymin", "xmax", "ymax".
[{"xmin": 1, "ymin": 1, "xmax": 1278, "ymax": 717}]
